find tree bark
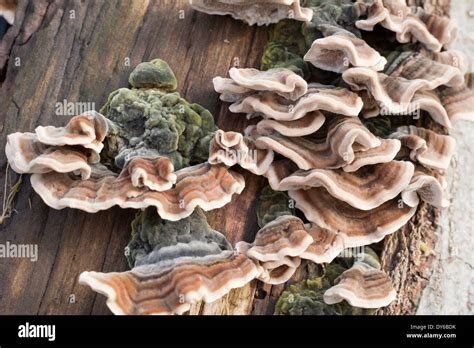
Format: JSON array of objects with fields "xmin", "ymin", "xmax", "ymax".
[{"xmin": 0, "ymin": 0, "xmax": 450, "ymax": 315}]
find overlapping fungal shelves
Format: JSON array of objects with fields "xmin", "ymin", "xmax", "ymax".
[
  {"xmin": 201, "ymin": 0, "xmax": 472, "ymax": 314},
  {"xmin": 4, "ymin": 0, "xmax": 472, "ymax": 315},
  {"xmin": 5, "ymin": 60, "xmax": 252, "ymax": 315}
]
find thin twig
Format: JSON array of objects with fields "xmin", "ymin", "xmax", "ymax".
[{"xmin": 0, "ymin": 163, "xmax": 23, "ymax": 225}]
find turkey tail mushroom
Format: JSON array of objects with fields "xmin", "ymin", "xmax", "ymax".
[
  {"xmin": 304, "ymin": 31, "xmax": 387, "ymax": 73},
  {"xmin": 288, "ymin": 188, "xmax": 417, "ymax": 248},
  {"xmin": 226, "ymin": 85, "xmax": 363, "ymax": 120},
  {"xmin": 80, "ymin": 251, "xmax": 260, "ymax": 315},
  {"xmin": 34, "ymin": 111, "xmax": 108, "ymax": 154},
  {"xmin": 188, "ymin": 0, "xmax": 312, "ymax": 26},
  {"xmin": 390, "ymin": 125, "xmax": 456, "ymax": 170},
  {"xmin": 356, "ymin": 0, "xmax": 457, "ymax": 52},
  {"xmin": 30, "ymin": 163, "xmax": 245, "ymax": 221},
  {"xmin": 80, "ymin": 208, "xmax": 263, "ymax": 315},
  {"xmin": 268, "ymin": 161, "xmax": 415, "ymax": 210},
  {"xmin": 208, "ymin": 130, "xmax": 274, "ymax": 175},
  {"xmin": 252, "ymin": 116, "xmax": 387, "ymax": 171},
  {"xmin": 236, "ymin": 215, "xmax": 345, "ymax": 283},
  {"xmin": 401, "ymin": 168, "xmax": 448, "ymax": 208},
  {"xmin": 125, "ymin": 157, "xmax": 177, "ymax": 192},
  {"xmin": 215, "ymin": 67, "xmax": 308, "ymax": 101},
  {"xmin": 323, "ymin": 262, "xmax": 397, "ymax": 309},
  {"xmin": 5, "ymin": 132, "xmax": 95, "ymax": 180}
]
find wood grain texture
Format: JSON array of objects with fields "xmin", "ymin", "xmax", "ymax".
[
  {"xmin": 0, "ymin": 0, "xmax": 447, "ymax": 315},
  {"xmin": 0, "ymin": 0, "xmax": 267, "ymax": 315}
]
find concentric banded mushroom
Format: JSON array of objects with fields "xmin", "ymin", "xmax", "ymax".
[
  {"xmin": 267, "ymin": 160, "xmax": 415, "ymax": 210},
  {"xmin": 236, "ymin": 215, "xmax": 345, "ymax": 284},
  {"xmin": 323, "ymin": 261, "xmax": 397, "ymax": 308},
  {"xmin": 31, "ymin": 162, "xmax": 245, "ymax": 221},
  {"xmin": 5, "ymin": 59, "xmax": 243, "ymax": 225},
  {"xmin": 390, "ymin": 125, "xmax": 456, "ymax": 170},
  {"xmin": 436, "ymin": 81, "xmax": 474, "ymax": 124},
  {"xmin": 80, "ymin": 251, "xmax": 261, "ymax": 315},
  {"xmin": 80, "ymin": 208, "xmax": 264, "ymax": 315},
  {"xmin": 214, "ymin": 67, "xmax": 308, "ymax": 101},
  {"xmin": 5, "ymin": 132, "xmax": 95, "ymax": 180},
  {"xmin": 342, "ymin": 66, "xmax": 459, "ymax": 116},
  {"xmin": 288, "ymin": 187, "xmax": 417, "ymax": 248},
  {"xmin": 236, "ymin": 215, "xmax": 314, "ymax": 262},
  {"xmin": 251, "ymin": 116, "xmax": 390, "ymax": 171},
  {"xmin": 401, "ymin": 168, "xmax": 448, "ymax": 208},
  {"xmin": 125, "ymin": 156, "xmax": 177, "ymax": 192},
  {"xmin": 188, "ymin": 0, "xmax": 313, "ymax": 26},
  {"xmin": 35, "ymin": 111, "xmax": 108, "ymax": 154},
  {"xmin": 356, "ymin": 0, "xmax": 457, "ymax": 52},
  {"xmin": 304, "ymin": 31, "xmax": 387, "ymax": 73},
  {"xmin": 226, "ymin": 84, "xmax": 363, "ymax": 120},
  {"xmin": 208, "ymin": 130, "xmax": 274, "ymax": 175},
  {"xmin": 255, "ymin": 110, "xmax": 326, "ymax": 137}
]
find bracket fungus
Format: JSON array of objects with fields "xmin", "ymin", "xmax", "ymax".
[
  {"xmin": 0, "ymin": 0, "xmax": 16, "ymax": 25},
  {"xmin": 5, "ymin": 132, "xmax": 95, "ymax": 180},
  {"xmin": 390, "ymin": 125, "xmax": 456, "ymax": 170},
  {"xmin": 304, "ymin": 31, "xmax": 387, "ymax": 73},
  {"xmin": 249, "ymin": 116, "xmax": 397, "ymax": 171},
  {"xmin": 220, "ymin": 80, "xmax": 363, "ymax": 120},
  {"xmin": 188, "ymin": 0, "xmax": 313, "ymax": 26},
  {"xmin": 356, "ymin": 0, "xmax": 457, "ymax": 52},
  {"xmin": 274, "ymin": 248, "xmax": 394, "ymax": 314},
  {"xmin": 401, "ymin": 168, "xmax": 448, "ymax": 208},
  {"xmin": 5, "ymin": 60, "xmax": 247, "ymax": 222},
  {"xmin": 4, "ymin": 0, "xmax": 474, "ymax": 317},
  {"xmin": 236, "ymin": 189, "xmax": 345, "ymax": 284},
  {"xmin": 323, "ymin": 261, "xmax": 397, "ymax": 308},
  {"xmin": 214, "ymin": 67, "xmax": 308, "ymax": 102},
  {"xmin": 289, "ymin": 187, "xmax": 417, "ymax": 248},
  {"xmin": 191, "ymin": 0, "xmax": 474, "ymax": 315},
  {"xmin": 269, "ymin": 160, "xmax": 415, "ymax": 210},
  {"xmin": 80, "ymin": 208, "xmax": 261, "ymax": 315},
  {"xmin": 34, "ymin": 111, "xmax": 108, "ymax": 154},
  {"xmin": 208, "ymin": 129, "xmax": 274, "ymax": 175},
  {"xmin": 30, "ymin": 162, "xmax": 244, "ymax": 221}
]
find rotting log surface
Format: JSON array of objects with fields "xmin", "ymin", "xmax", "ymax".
[{"xmin": 0, "ymin": 0, "xmax": 447, "ymax": 315}]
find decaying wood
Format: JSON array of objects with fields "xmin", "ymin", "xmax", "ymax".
[
  {"xmin": 0, "ymin": 0, "xmax": 449, "ymax": 315},
  {"xmin": 378, "ymin": 0, "xmax": 451, "ymax": 315},
  {"xmin": 0, "ymin": 0, "xmax": 267, "ymax": 315},
  {"xmin": 378, "ymin": 202, "xmax": 439, "ymax": 314}
]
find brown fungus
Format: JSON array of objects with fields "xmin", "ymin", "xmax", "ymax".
[
  {"xmin": 356, "ymin": 0, "xmax": 457, "ymax": 52},
  {"xmin": 323, "ymin": 261, "xmax": 397, "ymax": 308},
  {"xmin": 30, "ymin": 162, "xmax": 245, "ymax": 221},
  {"xmin": 390, "ymin": 125, "xmax": 456, "ymax": 170},
  {"xmin": 288, "ymin": 187, "xmax": 417, "ymax": 248},
  {"xmin": 188, "ymin": 0, "xmax": 312, "ymax": 26}
]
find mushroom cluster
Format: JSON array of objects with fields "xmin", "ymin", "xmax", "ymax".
[
  {"xmin": 4, "ymin": 60, "xmax": 256, "ymax": 314},
  {"xmin": 275, "ymin": 248, "xmax": 395, "ymax": 314},
  {"xmin": 79, "ymin": 208, "xmax": 262, "ymax": 315},
  {"xmin": 6, "ymin": 60, "xmax": 245, "ymax": 221},
  {"xmin": 189, "ymin": 0, "xmax": 313, "ymax": 26},
  {"xmin": 4, "ymin": 0, "xmax": 473, "ymax": 315},
  {"xmin": 206, "ymin": 0, "xmax": 472, "ymax": 312}
]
